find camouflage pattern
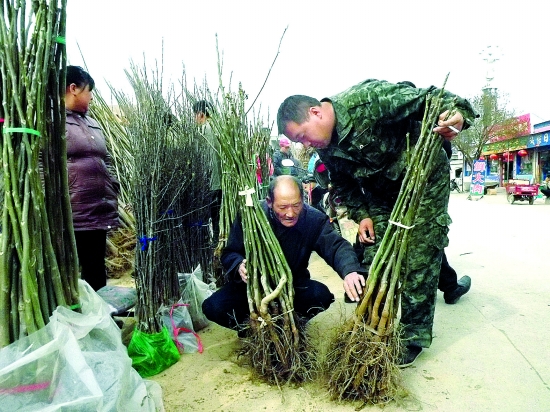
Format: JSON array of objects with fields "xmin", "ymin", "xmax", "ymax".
[
  {"xmin": 317, "ymin": 79, "xmax": 474, "ymax": 348},
  {"xmin": 360, "ymin": 152, "xmax": 451, "ymax": 347}
]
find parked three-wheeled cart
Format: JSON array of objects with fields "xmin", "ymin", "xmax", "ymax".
[{"xmin": 506, "ymin": 179, "xmax": 540, "ymax": 205}]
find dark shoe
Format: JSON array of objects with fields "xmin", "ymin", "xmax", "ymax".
[
  {"xmin": 444, "ymin": 275, "xmax": 472, "ymax": 304},
  {"xmin": 398, "ymin": 345, "xmax": 423, "ymax": 368}
]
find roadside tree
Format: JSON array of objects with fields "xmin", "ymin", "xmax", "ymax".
[{"xmin": 453, "ymin": 88, "xmax": 527, "ymax": 171}]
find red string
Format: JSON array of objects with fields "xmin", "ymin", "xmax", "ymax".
[
  {"xmin": 0, "ymin": 381, "xmax": 50, "ymax": 394},
  {"xmin": 169, "ymin": 303, "xmax": 203, "ymax": 354}
]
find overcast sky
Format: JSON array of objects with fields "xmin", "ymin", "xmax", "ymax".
[{"xmin": 66, "ymin": 1, "xmax": 549, "ymax": 132}]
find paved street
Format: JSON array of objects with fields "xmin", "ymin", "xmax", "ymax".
[
  {"xmin": 157, "ymin": 191, "xmax": 550, "ymax": 412},
  {"xmin": 309, "ymin": 190, "xmax": 550, "ymax": 411},
  {"xmin": 397, "ymin": 191, "xmax": 550, "ymax": 411}
]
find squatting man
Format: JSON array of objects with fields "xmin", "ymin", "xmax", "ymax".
[{"xmin": 202, "ymin": 175, "xmax": 366, "ymax": 333}]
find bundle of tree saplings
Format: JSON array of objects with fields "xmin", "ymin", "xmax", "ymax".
[
  {"xmin": 110, "ymin": 61, "xmax": 215, "ymax": 376},
  {"xmin": 95, "ymin": 76, "xmax": 214, "ymax": 282},
  {"xmin": 209, "ymin": 80, "xmax": 311, "ymax": 384},
  {"xmin": 0, "ymin": 0, "xmax": 80, "ymax": 348},
  {"xmin": 171, "ymin": 89, "xmax": 216, "ymax": 280},
  {"xmin": 109, "ymin": 62, "xmax": 182, "ymax": 376},
  {"xmin": 326, "ymin": 78, "xmax": 453, "ymax": 404},
  {"xmin": 212, "ymin": 96, "xmax": 273, "ymax": 281}
]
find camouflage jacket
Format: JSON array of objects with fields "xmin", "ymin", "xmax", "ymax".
[{"xmin": 317, "ymin": 79, "xmax": 475, "ymax": 222}]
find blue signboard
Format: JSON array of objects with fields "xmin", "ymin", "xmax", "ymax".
[{"xmin": 527, "ymin": 132, "xmax": 550, "ymax": 148}]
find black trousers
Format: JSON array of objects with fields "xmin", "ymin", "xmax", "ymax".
[
  {"xmin": 202, "ymin": 278, "xmax": 335, "ymax": 329},
  {"xmin": 438, "ymin": 251, "xmax": 458, "ymax": 293},
  {"xmin": 209, "ymin": 189, "xmax": 223, "ymax": 245},
  {"xmin": 74, "ymin": 230, "xmax": 108, "ymax": 291}
]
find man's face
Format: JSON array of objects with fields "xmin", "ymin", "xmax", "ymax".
[
  {"xmin": 283, "ymin": 107, "xmax": 332, "ymax": 149},
  {"xmin": 195, "ymin": 112, "xmax": 207, "ymax": 125},
  {"xmin": 268, "ymin": 183, "xmax": 304, "ymax": 228}
]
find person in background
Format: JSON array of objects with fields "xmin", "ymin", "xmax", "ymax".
[
  {"xmin": 202, "ymin": 175, "xmax": 366, "ymax": 335},
  {"xmin": 308, "ymin": 151, "xmax": 320, "ymax": 174},
  {"xmin": 439, "ymin": 139, "xmax": 471, "ymax": 304},
  {"xmin": 193, "ymin": 100, "xmax": 222, "ymax": 247},
  {"xmin": 540, "ymin": 176, "xmax": 550, "ymax": 198},
  {"xmin": 272, "ymin": 136, "xmax": 300, "ymax": 177},
  {"xmin": 65, "ymin": 65, "xmax": 120, "ymax": 291}
]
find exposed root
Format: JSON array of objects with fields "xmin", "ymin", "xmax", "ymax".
[
  {"xmin": 237, "ymin": 313, "xmax": 313, "ymax": 385},
  {"xmin": 325, "ymin": 321, "xmax": 402, "ymax": 404},
  {"xmin": 106, "ymin": 226, "xmax": 136, "ymax": 279}
]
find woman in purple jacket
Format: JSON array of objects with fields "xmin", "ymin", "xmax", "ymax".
[{"xmin": 65, "ymin": 66, "xmax": 119, "ymax": 291}]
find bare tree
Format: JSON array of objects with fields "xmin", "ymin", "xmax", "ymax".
[{"xmin": 453, "ymin": 88, "xmax": 527, "ymax": 171}]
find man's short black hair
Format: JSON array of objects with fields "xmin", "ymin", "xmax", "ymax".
[
  {"xmin": 277, "ymin": 95, "xmax": 321, "ymax": 135},
  {"xmin": 193, "ymin": 100, "xmax": 213, "ymax": 117},
  {"xmin": 66, "ymin": 65, "xmax": 95, "ymax": 91},
  {"xmin": 267, "ymin": 175, "xmax": 304, "ymax": 201}
]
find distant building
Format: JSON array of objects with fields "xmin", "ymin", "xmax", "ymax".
[{"xmin": 482, "ymin": 115, "xmax": 550, "ymax": 185}]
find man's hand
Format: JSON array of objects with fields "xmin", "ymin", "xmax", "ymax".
[
  {"xmin": 358, "ymin": 218, "xmax": 375, "ymax": 244},
  {"xmin": 238, "ymin": 259, "xmax": 248, "ymax": 283},
  {"xmin": 433, "ymin": 110, "xmax": 464, "ymax": 141},
  {"xmin": 344, "ymin": 272, "xmax": 366, "ymax": 302}
]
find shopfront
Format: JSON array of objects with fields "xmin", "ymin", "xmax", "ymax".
[
  {"xmin": 482, "ymin": 135, "xmax": 530, "ymax": 186},
  {"xmin": 527, "ymin": 131, "xmax": 550, "ymax": 181},
  {"xmin": 482, "ymin": 131, "xmax": 550, "ymax": 185}
]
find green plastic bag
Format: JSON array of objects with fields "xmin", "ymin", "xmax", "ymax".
[{"xmin": 128, "ymin": 326, "xmax": 180, "ymax": 377}]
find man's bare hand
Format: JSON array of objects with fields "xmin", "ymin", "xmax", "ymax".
[
  {"xmin": 358, "ymin": 218, "xmax": 375, "ymax": 244},
  {"xmin": 344, "ymin": 272, "xmax": 366, "ymax": 302},
  {"xmin": 433, "ymin": 110, "xmax": 464, "ymax": 140},
  {"xmin": 239, "ymin": 259, "xmax": 248, "ymax": 283}
]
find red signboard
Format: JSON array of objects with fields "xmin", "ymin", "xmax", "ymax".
[{"xmin": 488, "ymin": 114, "xmax": 531, "ymax": 143}]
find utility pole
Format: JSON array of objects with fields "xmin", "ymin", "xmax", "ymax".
[
  {"xmin": 480, "ymin": 46, "xmax": 507, "ymax": 186},
  {"xmin": 479, "ymin": 45, "xmax": 501, "ymax": 90}
]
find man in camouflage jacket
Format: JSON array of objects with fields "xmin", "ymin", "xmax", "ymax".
[{"xmin": 277, "ymin": 79, "xmax": 476, "ymax": 366}]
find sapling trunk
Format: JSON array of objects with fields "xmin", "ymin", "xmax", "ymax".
[
  {"xmin": 0, "ymin": 0, "xmax": 78, "ymax": 348},
  {"xmin": 206, "ymin": 43, "xmax": 307, "ymax": 381}
]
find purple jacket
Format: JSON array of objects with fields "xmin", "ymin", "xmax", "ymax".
[{"xmin": 66, "ymin": 110, "xmax": 119, "ymax": 231}]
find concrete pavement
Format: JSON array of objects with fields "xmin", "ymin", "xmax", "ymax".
[
  {"xmin": 308, "ymin": 190, "xmax": 550, "ymax": 411},
  {"xmin": 158, "ymin": 191, "xmax": 550, "ymax": 411},
  {"xmin": 393, "ymin": 191, "xmax": 550, "ymax": 411}
]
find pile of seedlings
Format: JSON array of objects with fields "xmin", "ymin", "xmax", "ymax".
[
  {"xmin": 0, "ymin": 0, "xmax": 79, "ymax": 348},
  {"xmin": 91, "ymin": 79, "xmax": 216, "ymax": 283},
  {"xmin": 208, "ymin": 60, "xmax": 310, "ymax": 383},
  {"xmin": 108, "ymin": 61, "xmax": 214, "ymax": 376}
]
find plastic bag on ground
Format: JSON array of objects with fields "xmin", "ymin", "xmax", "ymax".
[
  {"xmin": 96, "ymin": 285, "xmax": 137, "ymax": 316},
  {"xmin": 0, "ymin": 280, "xmax": 164, "ymax": 411},
  {"xmin": 128, "ymin": 326, "xmax": 180, "ymax": 378},
  {"xmin": 178, "ymin": 265, "xmax": 213, "ymax": 331},
  {"xmin": 0, "ymin": 322, "xmax": 102, "ymax": 412},
  {"xmin": 158, "ymin": 301, "xmax": 203, "ymax": 354}
]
